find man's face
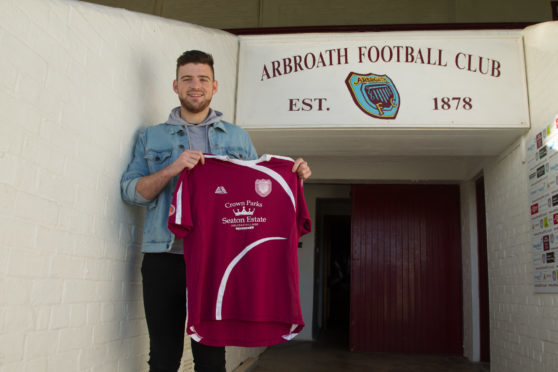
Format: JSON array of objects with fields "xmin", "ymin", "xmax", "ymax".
[{"xmin": 173, "ymin": 63, "xmax": 218, "ymax": 114}]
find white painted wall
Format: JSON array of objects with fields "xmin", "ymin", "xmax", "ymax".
[
  {"xmin": 481, "ymin": 21, "xmax": 558, "ymax": 371},
  {"xmin": 0, "ymin": 0, "xmax": 263, "ymax": 370}
]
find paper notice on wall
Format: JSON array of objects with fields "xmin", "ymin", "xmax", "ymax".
[{"xmin": 526, "ymin": 115, "xmax": 558, "ymax": 293}]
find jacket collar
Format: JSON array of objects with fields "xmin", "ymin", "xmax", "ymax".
[{"xmin": 167, "ymin": 120, "xmax": 227, "ymax": 134}]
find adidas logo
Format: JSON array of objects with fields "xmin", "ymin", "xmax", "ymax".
[{"xmin": 215, "ymin": 186, "xmax": 227, "ymax": 194}]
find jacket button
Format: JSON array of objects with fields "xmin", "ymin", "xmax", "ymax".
[
  {"xmin": 179, "ymin": 145, "xmax": 185, "ymax": 149},
  {"xmin": 178, "ymin": 130, "xmax": 184, "ymax": 136},
  {"xmin": 155, "ymin": 156, "xmax": 160, "ymax": 161}
]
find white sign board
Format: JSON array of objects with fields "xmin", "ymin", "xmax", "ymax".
[
  {"xmin": 236, "ymin": 30, "xmax": 529, "ymax": 128},
  {"xmin": 526, "ymin": 115, "xmax": 558, "ymax": 293}
]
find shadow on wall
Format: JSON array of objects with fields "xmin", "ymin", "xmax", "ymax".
[{"xmin": 117, "ymin": 52, "xmax": 168, "ymax": 364}]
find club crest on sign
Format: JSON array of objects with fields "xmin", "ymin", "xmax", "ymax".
[
  {"xmin": 255, "ymin": 179, "xmax": 272, "ymax": 197},
  {"xmin": 345, "ymin": 72, "xmax": 400, "ymax": 119}
]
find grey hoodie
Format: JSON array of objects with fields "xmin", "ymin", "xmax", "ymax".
[
  {"xmin": 166, "ymin": 106, "xmax": 224, "ymax": 153},
  {"xmin": 166, "ymin": 106, "xmax": 226, "ymax": 253}
]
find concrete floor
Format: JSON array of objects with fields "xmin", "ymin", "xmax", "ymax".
[{"xmin": 247, "ymin": 330, "xmax": 489, "ymax": 372}]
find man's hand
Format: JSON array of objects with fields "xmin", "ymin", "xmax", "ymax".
[
  {"xmin": 136, "ymin": 150, "xmax": 205, "ymax": 201},
  {"xmin": 168, "ymin": 150, "xmax": 205, "ymax": 176},
  {"xmin": 292, "ymin": 158, "xmax": 312, "ymax": 181}
]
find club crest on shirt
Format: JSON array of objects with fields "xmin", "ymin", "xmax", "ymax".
[
  {"xmin": 169, "ymin": 205, "xmax": 176, "ymax": 216},
  {"xmin": 255, "ymin": 179, "xmax": 272, "ymax": 197}
]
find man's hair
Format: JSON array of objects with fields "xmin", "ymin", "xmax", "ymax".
[{"xmin": 176, "ymin": 50, "xmax": 215, "ymax": 79}]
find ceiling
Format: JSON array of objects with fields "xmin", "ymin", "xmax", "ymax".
[{"xmin": 247, "ymin": 127, "xmax": 528, "ymax": 158}]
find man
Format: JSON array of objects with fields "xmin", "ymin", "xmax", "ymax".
[{"xmin": 121, "ymin": 50, "xmax": 311, "ymax": 372}]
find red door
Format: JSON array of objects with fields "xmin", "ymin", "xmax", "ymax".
[{"xmin": 350, "ymin": 185, "xmax": 463, "ymax": 354}]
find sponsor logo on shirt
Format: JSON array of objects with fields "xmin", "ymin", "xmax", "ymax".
[
  {"xmin": 233, "ymin": 207, "xmax": 255, "ymax": 216},
  {"xmin": 222, "ymin": 199, "xmax": 267, "ymax": 230}
]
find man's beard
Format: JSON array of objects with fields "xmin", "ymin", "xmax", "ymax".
[{"xmin": 179, "ymin": 94, "xmax": 211, "ymax": 114}]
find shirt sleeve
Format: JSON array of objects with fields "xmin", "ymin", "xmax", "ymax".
[
  {"xmin": 297, "ymin": 178, "xmax": 312, "ymax": 236},
  {"xmin": 168, "ymin": 170, "xmax": 194, "ymax": 239}
]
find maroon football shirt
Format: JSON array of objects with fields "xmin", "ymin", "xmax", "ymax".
[{"xmin": 168, "ymin": 154, "xmax": 311, "ymax": 347}]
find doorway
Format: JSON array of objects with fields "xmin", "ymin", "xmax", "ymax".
[{"xmin": 312, "ymin": 198, "xmax": 352, "ymax": 346}]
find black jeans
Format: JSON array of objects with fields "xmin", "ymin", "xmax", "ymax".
[{"xmin": 141, "ymin": 253, "xmax": 226, "ymax": 372}]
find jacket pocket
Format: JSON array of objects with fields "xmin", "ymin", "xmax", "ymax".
[
  {"xmin": 145, "ymin": 150, "xmax": 172, "ymax": 173},
  {"xmin": 226, "ymin": 148, "xmax": 249, "ymax": 160}
]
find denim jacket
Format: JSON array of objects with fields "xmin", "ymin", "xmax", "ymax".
[{"xmin": 120, "ymin": 119, "xmax": 258, "ymax": 252}]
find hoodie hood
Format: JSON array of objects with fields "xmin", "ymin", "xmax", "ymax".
[{"xmin": 166, "ymin": 106, "xmax": 223, "ymax": 127}]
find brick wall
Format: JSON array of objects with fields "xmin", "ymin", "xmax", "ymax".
[
  {"xmin": 483, "ymin": 21, "xmax": 558, "ymax": 371},
  {"xmin": 0, "ymin": 0, "xmax": 264, "ymax": 370}
]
